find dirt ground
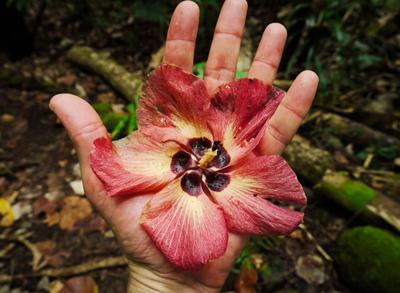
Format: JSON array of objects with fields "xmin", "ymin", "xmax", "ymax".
[
  {"xmin": 2, "ymin": 1, "xmax": 392, "ymax": 292},
  {"xmin": 0, "ymin": 80, "xmax": 354, "ymax": 291}
]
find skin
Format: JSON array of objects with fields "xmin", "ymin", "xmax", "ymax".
[{"xmin": 49, "ymin": 0, "xmax": 319, "ymax": 292}]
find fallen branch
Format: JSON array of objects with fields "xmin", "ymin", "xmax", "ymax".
[
  {"xmin": 0, "ymin": 256, "xmax": 127, "ymax": 283},
  {"xmin": 284, "ymin": 135, "xmax": 400, "ymax": 232},
  {"xmin": 319, "ymin": 112, "xmax": 400, "ymax": 152},
  {"xmin": 66, "ymin": 46, "xmax": 142, "ymax": 103},
  {"xmin": 0, "ymin": 65, "xmax": 75, "ymax": 94},
  {"xmin": 352, "ymin": 168, "xmax": 400, "ymax": 202}
]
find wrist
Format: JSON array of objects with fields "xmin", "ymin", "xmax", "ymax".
[{"xmin": 127, "ymin": 261, "xmax": 220, "ymax": 293}]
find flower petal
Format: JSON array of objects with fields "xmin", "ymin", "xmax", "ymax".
[
  {"xmin": 140, "ymin": 178, "xmax": 228, "ymax": 270},
  {"xmin": 209, "ymin": 79, "xmax": 285, "ymax": 165},
  {"xmin": 138, "ymin": 64, "xmax": 212, "ymax": 144},
  {"xmin": 210, "ymin": 155, "xmax": 305, "ymax": 235},
  {"xmin": 230, "ymin": 155, "xmax": 306, "ymax": 204},
  {"xmin": 90, "ymin": 131, "xmax": 182, "ymax": 197},
  {"xmin": 215, "ymin": 192, "xmax": 303, "ymax": 235}
]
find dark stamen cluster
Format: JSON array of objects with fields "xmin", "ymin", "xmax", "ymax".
[{"xmin": 170, "ymin": 137, "xmax": 231, "ymax": 196}]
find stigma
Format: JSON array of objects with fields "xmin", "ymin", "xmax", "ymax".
[{"xmin": 197, "ymin": 148, "xmax": 218, "ymax": 168}]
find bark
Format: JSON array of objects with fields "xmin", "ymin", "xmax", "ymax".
[
  {"xmin": 353, "ymin": 168, "xmax": 400, "ymax": 202},
  {"xmin": 284, "ymin": 135, "xmax": 400, "ymax": 232},
  {"xmin": 284, "ymin": 135, "xmax": 334, "ymax": 183},
  {"xmin": 0, "ymin": 66, "xmax": 75, "ymax": 94},
  {"xmin": 319, "ymin": 112, "xmax": 400, "ymax": 151},
  {"xmin": 66, "ymin": 46, "xmax": 142, "ymax": 103},
  {"xmin": 315, "ymin": 171, "xmax": 400, "ymax": 231}
]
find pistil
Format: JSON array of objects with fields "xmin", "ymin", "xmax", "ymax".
[{"xmin": 197, "ymin": 148, "xmax": 218, "ymax": 168}]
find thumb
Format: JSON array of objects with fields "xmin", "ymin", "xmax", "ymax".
[
  {"xmin": 49, "ymin": 94, "xmax": 109, "ymax": 199},
  {"xmin": 49, "ymin": 93, "xmax": 108, "ymax": 166}
]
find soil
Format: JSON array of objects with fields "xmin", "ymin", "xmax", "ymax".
[{"xmin": 0, "ymin": 2, "xmax": 368, "ymax": 292}]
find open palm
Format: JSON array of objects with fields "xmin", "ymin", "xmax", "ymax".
[{"xmin": 50, "ymin": 0, "xmax": 318, "ymax": 292}]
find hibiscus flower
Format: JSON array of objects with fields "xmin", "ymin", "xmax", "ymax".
[{"xmin": 90, "ymin": 64, "xmax": 306, "ymax": 271}]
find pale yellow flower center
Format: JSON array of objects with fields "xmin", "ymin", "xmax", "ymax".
[{"xmin": 197, "ymin": 148, "xmax": 218, "ymax": 168}]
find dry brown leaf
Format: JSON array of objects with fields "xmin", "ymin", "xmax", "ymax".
[
  {"xmin": 234, "ymin": 266, "xmax": 258, "ymax": 293},
  {"xmin": 35, "ymin": 240, "xmax": 70, "ymax": 268},
  {"xmin": 56, "ymin": 72, "xmax": 77, "ymax": 86},
  {"xmin": 295, "ymin": 254, "xmax": 325, "ymax": 285},
  {"xmin": 59, "ymin": 196, "xmax": 92, "ymax": 231},
  {"xmin": 58, "ymin": 275, "xmax": 98, "ymax": 293}
]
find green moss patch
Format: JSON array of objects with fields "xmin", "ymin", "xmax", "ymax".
[{"xmin": 334, "ymin": 226, "xmax": 400, "ymax": 293}]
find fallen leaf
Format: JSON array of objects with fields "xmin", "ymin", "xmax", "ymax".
[
  {"xmin": 45, "ymin": 212, "xmax": 61, "ymax": 226},
  {"xmin": 0, "ymin": 198, "xmax": 14, "ymax": 226},
  {"xmin": 72, "ymin": 163, "xmax": 81, "ymax": 178},
  {"xmin": 35, "ymin": 240, "xmax": 71, "ymax": 268},
  {"xmin": 58, "ymin": 160, "xmax": 68, "ymax": 168},
  {"xmin": 69, "ymin": 180, "xmax": 84, "ymax": 195},
  {"xmin": 78, "ymin": 215, "xmax": 107, "ymax": 233},
  {"xmin": 59, "ymin": 196, "xmax": 92, "ymax": 231},
  {"xmin": 295, "ymin": 254, "xmax": 325, "ymax": 285},
  {"xmin": 235, "ymin": 266, "xmax": 258, "ymax": 293},
  {"xmin": 49, "ymin": 280, "xmax": 64, "ymax": 293},
  {"xmin": 1, "ymin": 113, "xmax": 15, "ymax": 123},
  {"xmin": 11, "ymin": 201, "xmax": 32, "ymax": 221},
  {"xmin": 59, "ymin": 276, "xmax": 98, "ymax": 293},
  {"xmin": 37, "ymin": 276, "xmax": 50, "ymax": 291},
  {"xmin": 80, "ymin": 79, "xmax": 97, "ymax": 96},
  {"xmin": 57, "ymin": 72, "xmax": 77, "ymax": 86},
  {"xmin": 96, "ymin": 92, "xmax": 116, "ymax": 104},
  {"xmin": 35, "ymin": 240, "xmax": 57, "ymax": 255},
  {"xmin": 33, "ymin": 196, "xmax": 62, "ymax": 219}
]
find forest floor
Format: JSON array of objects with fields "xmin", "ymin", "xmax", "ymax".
[
  {"xmin": 0, "ymin": 35, "xmax": 351, "ymax": 293},
  {"xmin": 1, "ymin": 2, "xmax": 399, "ymax": 293}
]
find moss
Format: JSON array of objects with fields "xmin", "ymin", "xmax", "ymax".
[
  {"xmin": 334, "ymin": 226, "xmax": 400, "ymax": 293},
  {"xmin": 317, "ymin": 171, "xmax": 376, "ymax": 212}
]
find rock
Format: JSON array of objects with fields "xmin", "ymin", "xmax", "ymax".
[
  {"xmin": 334, "ymin": 226, "xmax": 400, "ymax": 293},
  {"xmin": 295, "ymin": 254, "xmax": 325, "ymax": 285},
  {"xmin": 69, "ymin": 180, "xmax": 84, "ymax": 195}
]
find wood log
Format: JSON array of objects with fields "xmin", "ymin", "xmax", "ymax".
[
  {"xmin": 284, "ymin": 135, "xmax": 400, "ymax": 232},
  {"xmin": 353, "ymin": 168, "xmax": 400, "ymax": 202},
  {"xmin": 315, "ymin": 171, "xmax": 400, "ymax": 231},
  {"xmin": 66, "ymin": 46, "xmax": 142, "ymax": 103},
  {"xmin": 283, "ymin": 135, "xmax": 334, "ymax": 183},
  {"xmin": 319, "ymin": 112, "xmax": 400, "ymax": 152},
  {"xmin": 0, "ymin": 66, "xmax": 75, "ymax": 94}
]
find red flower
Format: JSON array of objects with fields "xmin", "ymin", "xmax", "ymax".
[{"xmin": 90, "ymin": 64, "xmax": 306, "ymax": 270}]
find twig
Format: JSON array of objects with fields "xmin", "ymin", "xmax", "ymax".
[
  {"xmin": 0, "ymin": 256, "xmax": 127, "ymax": 283},
  {"xmin": 299, "ymin": 224, "xmax": 332, "ymax": 262}
]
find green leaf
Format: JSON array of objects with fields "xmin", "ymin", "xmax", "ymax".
[
  {"xmin": 93, "ymin": 102, "xmax": 112, "ymax": 119},
  {"xmin": 193, "ymin": 61, "xmax": 206, "ymax": 78},
  {"xmin": 127, "ymin": 103, "xmax": 137, "ymax": 134},
  {"xmin": 235, "ymin": 70, "xmax": 247, "ymax": 79},
  {"xmin": 111, "ymin": 117, "xmax": 128, "ymax": 139}
]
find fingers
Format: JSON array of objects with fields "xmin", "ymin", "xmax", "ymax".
[
  {"xmin": 163, "ymin": 1, "xmax": 200, "ymax": 72},
  {"xmin": 204, "ymin": 0, "xmax": 248, "ymax": 95},
  {"xmin": 49, "ymin": 94, "xmax": 107, "ymax": 168},
  {"xmin": 248, "ymin": 23, "xmax": 287, "ymax": 84},
  {"xmin": 258, "ymin": 71, "xmax": 319, "ymax": 155}
]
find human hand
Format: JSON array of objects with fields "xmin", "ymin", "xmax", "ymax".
[{"xmin": 50, "ymin": 1, "xmax": 318, "ymax": 292}]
